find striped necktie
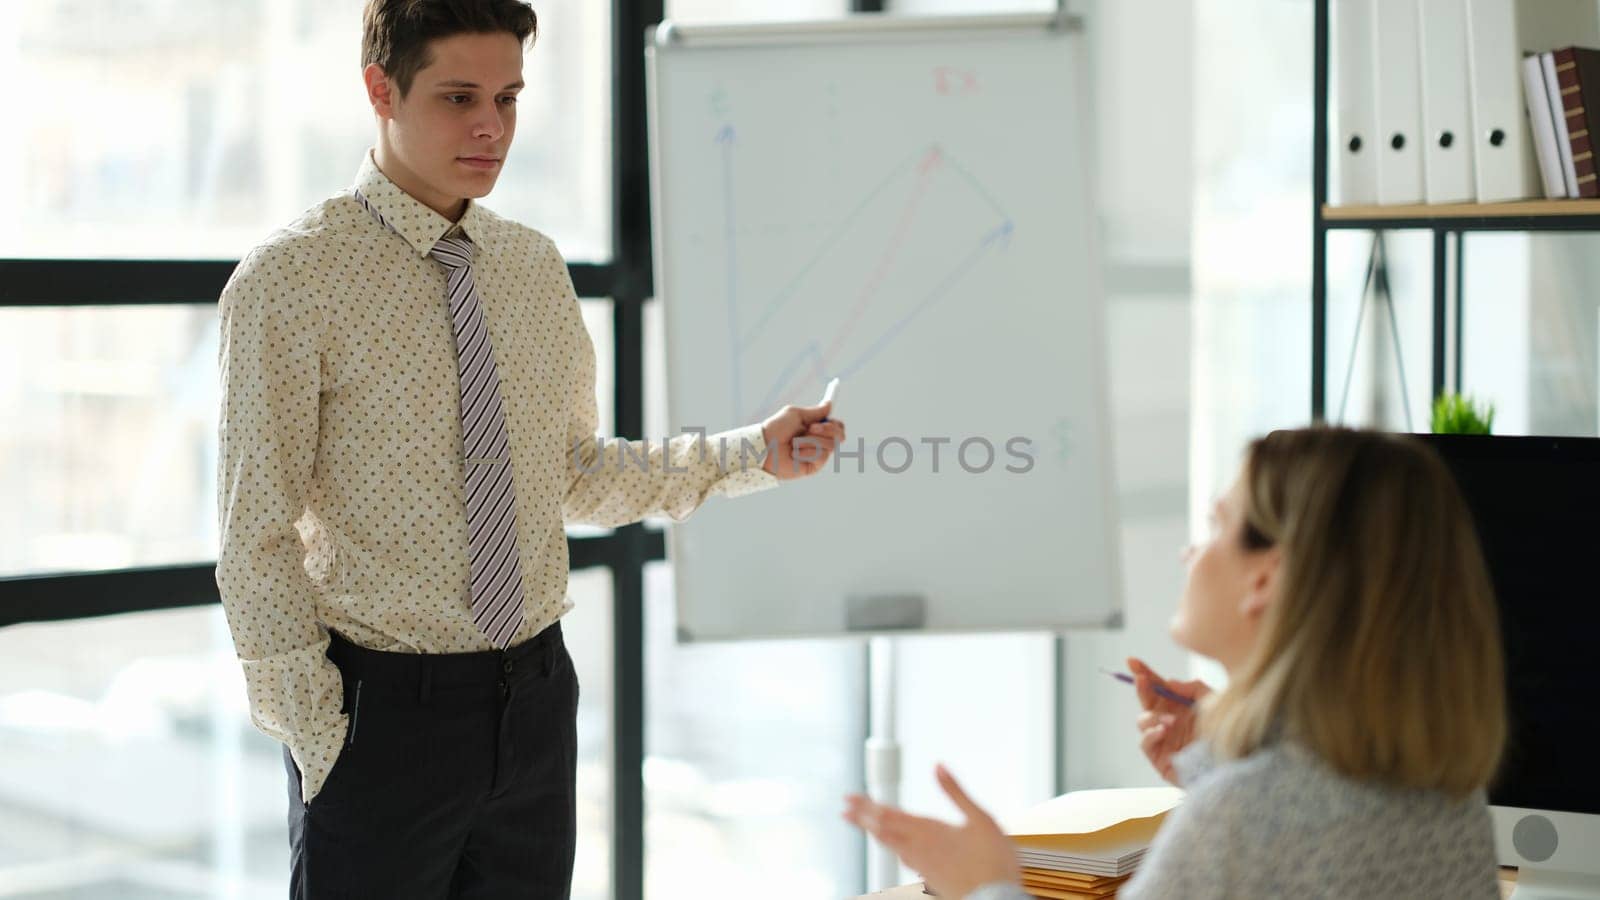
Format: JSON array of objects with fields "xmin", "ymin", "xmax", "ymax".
[{"xmin": 353, "ymin": 190, "xmax": 526, "ymax": 648}]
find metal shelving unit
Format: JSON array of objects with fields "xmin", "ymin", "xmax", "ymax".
[{"xmin": 1311, "ymin": 0, "xmax": 1600, "ymax": 422}]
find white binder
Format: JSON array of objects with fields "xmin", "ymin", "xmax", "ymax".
[
  {"xmin": 1522, "ymin": 53, "xmax": 1567, "ymax": 199},
  {"xmin": 1375, "ymin": 0, "xmax": 1426, "ymax": 204},
  {"xmin": 1334, "ymin": 0, "xmax": 1379, "ymax": 205},
  {"xmin": 1543, "ymin": 52, "xmax": 1580, "ymax": 197},
  {"xmin": 1418, "ymin": 0, "xmax": 1476, "ymax": 203},
  {"xmin": 1465, "ymin": 0, "xmax": 1600, "ymax": 202}
]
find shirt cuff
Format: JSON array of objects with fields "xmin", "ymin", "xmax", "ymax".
[
  {"xmin": 290, "ymin": 727, "xmax": 347, "ymax": 805},
  {"xmin": 709, "ymin": 423, "xmax": 778, "ymax": 498},
  {"xmin": 237, "ymin": 640, "xmax": 349, "ymax": 804}
]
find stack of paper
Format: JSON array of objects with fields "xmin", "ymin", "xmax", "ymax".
[
  {"xmin": 1002, "ymin": 787, "xmax": 1183, "ymax": 900},
  {"xmin": 1014, "ymin": 870, "xmax": 1127, "ymax": 900}
]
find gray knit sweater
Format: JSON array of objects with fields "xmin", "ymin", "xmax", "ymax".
[{"xmin": 968, "ymin": 741, "xmax": 1500, "ymax": 900}]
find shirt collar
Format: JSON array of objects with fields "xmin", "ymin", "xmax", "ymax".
[{"xmin": 351, "ymin": 149, "xmax": 491, "ymax": 259}]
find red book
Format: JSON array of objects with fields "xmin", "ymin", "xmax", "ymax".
[{"xmin": 1552, "ymin": 47, "xmax": 1600, "ymax": 198}]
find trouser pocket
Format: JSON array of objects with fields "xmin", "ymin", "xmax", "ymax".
[{"xmin": 343, "ymin": 679, "xmax": 363, "ymax": 748}]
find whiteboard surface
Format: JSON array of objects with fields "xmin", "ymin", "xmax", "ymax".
[{"xmin": 648, "ymin": 16, "xmax": 1121, "ymax": 640}]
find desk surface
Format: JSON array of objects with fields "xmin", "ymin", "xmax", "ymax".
[{"xmin": 855, "ymin": 869, "xmax": 1520, "ymax": 899}]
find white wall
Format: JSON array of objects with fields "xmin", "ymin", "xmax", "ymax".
[
  {"xmin": 1060, "ymin": 0, "xmax": 1194, "ymax": 794},
  {"xmin": 1191, "ymin": 0, "xmax": 1312, "ymax": 522}
]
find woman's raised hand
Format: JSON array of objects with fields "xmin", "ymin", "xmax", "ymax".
[{"xmin": 1129, "ymin": 656, "xmax": 1210, "ymax": 786}]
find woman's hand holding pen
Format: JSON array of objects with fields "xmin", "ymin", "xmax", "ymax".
[{"xmin": 1129, "ymin": 656, "xmax": 1210, "ymax": 786}]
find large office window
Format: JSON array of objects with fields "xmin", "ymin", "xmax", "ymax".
[
  {"xmin": 1, "ymin": 0, "xmax": 611, "ymax": 263},
  {"xmin": 641, "ymin": 562, "xmax": 865, "ymax": 899},
  {"xmin": 0, "ymin": 305, "xmax": 218, "ymax": 578},
  {"xmin": 0, "ymin": 570, "xmax": 615, "ymax": 899},
  {"xmin": 0, "ymin": 295, "xmax": 619, "ymax": 898},
  {"xmin": 0, "ymin": 606, "xmax": 290, "ymax": 899},
  {"xmin": 0, "ymin": 301, "xmax": 615, "ymax": 579}
]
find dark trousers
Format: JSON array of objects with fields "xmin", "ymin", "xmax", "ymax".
[{"xmin": 284, "ymin": 624, "xmax": 578, "ymax": 900}]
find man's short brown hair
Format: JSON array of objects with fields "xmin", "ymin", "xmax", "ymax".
[{"xmin": 362, "ymin": 0, "xmax": 539, "ymax": 98}]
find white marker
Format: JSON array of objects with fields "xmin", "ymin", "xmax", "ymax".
[{"xmin": 822, "ymin": 377, "xmax": 840, "ymax": 406}]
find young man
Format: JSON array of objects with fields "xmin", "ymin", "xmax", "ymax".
[{"xmin": 215, "ymin": 1, "xmax": 844, "ymax": 896}]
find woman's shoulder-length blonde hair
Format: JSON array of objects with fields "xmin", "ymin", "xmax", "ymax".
[{"xmin": 1201, "ymin": 426, "xmax": 1506, "ymax": 797}]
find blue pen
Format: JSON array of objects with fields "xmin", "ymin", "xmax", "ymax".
[{"xmin": 1100, "ymin": 667, "xmax": 1196, "ymax": 708}]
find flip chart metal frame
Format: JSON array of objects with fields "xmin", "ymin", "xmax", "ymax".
[
  {"xmin": 651, "ymin": 8, "xmax": 1081, "ymax": 49},
  {"xmin": 648, "ymin": 10, "xmax": 1096, "ymax": 893}
]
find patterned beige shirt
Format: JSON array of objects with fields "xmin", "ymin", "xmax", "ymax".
[{"xmin": 216, "ymin": 151, "xmax": 776, "ymax": 804}]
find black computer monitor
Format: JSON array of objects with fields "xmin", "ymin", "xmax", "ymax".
[{"xmin": 1417, "ymin": 433, "xmax": 1600, "ymax": 894}]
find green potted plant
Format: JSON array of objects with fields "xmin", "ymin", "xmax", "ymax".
[{"xmin": 1431, "ymin": 393, "xmax": 1495, "ymax": 435}]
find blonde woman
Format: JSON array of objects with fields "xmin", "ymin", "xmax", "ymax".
[{"xmin": 845, "ymin": 427, "xmax": 1507, "ymax": 900}]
